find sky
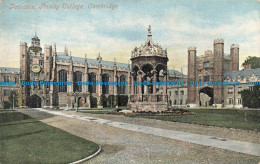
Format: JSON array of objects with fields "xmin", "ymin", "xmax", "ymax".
[{"xmin": 0, "ymin": 0, "xmax": 259, "ymax": 74}]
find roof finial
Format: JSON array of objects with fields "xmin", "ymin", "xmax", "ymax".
[
  {"xmin": 85, "ymin": 53, "xmax": 87, "ymax": 64},
  {"xmin": 148, "ymin": 25, "xmax": 152, "ymax": 36},
  {"xmin": 114, "ymin": 58, "xmax": 116, "ymax": 66},
  {"xmin": 35, "ymin": 30, "xmax": 37, "ymax": 37},
  {"xmin": 97, "ymin": 52, "xmax": 102, "ymax": 63},
  {"xmin": 64, "ymin": 45, "xmax": 68, "ymax": 55}
]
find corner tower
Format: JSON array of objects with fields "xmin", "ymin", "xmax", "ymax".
[
  {"xmin": 230, "ymin": 44, "xmax": 239, "ymax": 71},
  {"xmin": 213, "ymin": 39, "xmax": 224, "ymax": 105},
  {"xmin": 187, "ymin": 47, "xmax": 197, "ymax": 106}
]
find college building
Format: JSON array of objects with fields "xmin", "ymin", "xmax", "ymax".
[
  {"xmin": 1, "ymin": 26, "xmax": 259, "ymax": 109},
  {"xmin": 0, "ymin": 26, "xmax": 187, "ymax": 109},
  {"xmin": 187, "ymin": 39, "xmax": 260, "ymax": 108}
]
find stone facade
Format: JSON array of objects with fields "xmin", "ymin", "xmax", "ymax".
[
  {"xmin": 187, "ymin": 39, "xmax": 240, "ymax": 107},
  {"xmin": 187, "ymin": 39, "xmax": 260, "ymax": 108},
  {"xmin": 0, "ymin": 68, "xmax": 20, "ymax": 108},
  {"xmin": 0, "ymin": 27, "xmax": 186, "ymax": 109},
  {"xmin": 223, "ymin": 68, "xmax": 260, "ymax": 108}
]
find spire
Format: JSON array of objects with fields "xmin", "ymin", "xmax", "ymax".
[
  {"xmin": 97, "ymin": 52, "xmax": 102, "ymax": 63},
  {"xmin": 114, "ymin": 58, "xmax": 116, "ymax": 66},
  {"xmin": 85, "ymin": 53, "xmax": 87, "ymax": 64},
  {"xmin": 64, "ymin": 45, "xmax": 68, "ymax": 55},
  {"xmin": 35, "ymin": 30, "xmax": 37, "ymax": 37},
  {"xmin": 147, "ymin": 25, "xmax": 152, "ymax": 40},
  {"xmin": 128, "ymin": 60, "xmax": 130, "ymax": 70},
  {"xmin": 54, "ymin": 43, "xmax": 56, "ymax": 55}
]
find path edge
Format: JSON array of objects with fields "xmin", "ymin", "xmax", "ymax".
[{"xmin": 70, "ymin": 145, "xmax": 102, "ymax": 164}]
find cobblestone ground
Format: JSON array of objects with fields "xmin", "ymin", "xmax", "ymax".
[{"xmin": 20, "ymin": 109, "xmax": 260, "ymax": 164}]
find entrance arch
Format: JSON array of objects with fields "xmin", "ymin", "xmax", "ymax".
[
  {"xmin": 199, "ymin": 87, "xmax": 214, "ymax": 107},
  {"xmin": 28, "ymin": 94, "xmax": 42, "ymax": 108},
  {"xmin": 78, "ymin": 97, "xmax": 84, "ymax": 107}
]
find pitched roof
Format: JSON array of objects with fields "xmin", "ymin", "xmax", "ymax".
[
  {"xmin": 224, "ymin": 68, "xmax": 260, "ymax": 79},
  {"xmin": 0, "ymin": 67, "xmax": 20, "ymax": 73},
  {"xmin": 0, "ymin": 55, "xmax": 186, "ymax": 76}
]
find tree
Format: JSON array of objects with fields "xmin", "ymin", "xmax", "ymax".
[
  {"xmin": 8, "ymin": 90, "xmax": 18, "ymax": 109},
  {"xmin": 18, "ymin": 87, "xmax": 23, "ymax": 107},
  {"xmin": 240, "ymin": 85, "xmax": 260, "ymax": 108},
  {"xmin": 242, "ymin": 56, "xmax": 260, "ymax": 69}
]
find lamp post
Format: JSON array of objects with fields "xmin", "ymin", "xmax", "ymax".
[
  {"xmin": 75, "ymin": 90, "xmax": 79, "ymax": 112},
  {"xmin": 11, "ymin": 89, "xmax": 14, "ymax": 110},
  {"xmin": 233, "ymin": 84, "xmax": 236, "ymax": 109}
]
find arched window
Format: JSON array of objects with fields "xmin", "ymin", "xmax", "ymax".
[
  {"xmin": 73, "ymin": 71, "xmax": 82, "ymax": 92},
  {"xmin": 88, "ymin": 73, "xmax": 96, "ymax": 93},
  {"xmin": 59, "ymin": 70, "xmax": 67, "ymax": 92},
  {"xmin": 102, "ymin": 74, "xmax": 109, "ymax": 94},
  {"xmin": 118, "ymin": 75, "xmax": 126, "ymax": 94}
]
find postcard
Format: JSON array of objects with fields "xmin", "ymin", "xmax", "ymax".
[{"xmin": 0, "ymin": 0, "xmax": 259, "ymax": 163}]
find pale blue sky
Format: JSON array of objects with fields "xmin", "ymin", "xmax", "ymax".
[{"xmin": 0, "ymin": 0, "xmax": 259, "ymax": 73}]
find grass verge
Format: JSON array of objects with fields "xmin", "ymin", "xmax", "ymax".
[
  {"xmin": 135, "ymin": 109, "xmax": 260, "ymax": 131},
  {"xmin": 0, "ymin": 111, "xmax": 99, "ymax": 164}
]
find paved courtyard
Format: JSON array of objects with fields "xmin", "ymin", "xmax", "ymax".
[{"xmin": 20, "ymin": 109, "xmax": 260, "ymax": 164}]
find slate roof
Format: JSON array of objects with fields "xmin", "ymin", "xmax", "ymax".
[
  {"xmin": 0, "ymin": 55, "xmax": 186, "ymax": 76},
  {"xmin": 56, "ymin": 54, "xmax": 185, "ymax": 76},
  {"xmin": 0, "ymin": 67, "xmax": 20, "ymax": 73},
  {"xmin": 224, "ymin": 68, "xmax": 260, "ymax": 79},
  {"xmin": 56, "ymin": 54, "xmax": 130, "ymax": 70}
]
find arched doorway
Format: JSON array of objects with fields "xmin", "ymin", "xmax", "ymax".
[
  {"xmin": 78, "ymin": 97, "xmax": 84, "ymax": 107},
  {"xmin": 199, "ymin": 87, "xmax": 214, "ymax": 106},
  {"xmin": 28, "ymin": 94, "xmax": 42, "ymax": 108},
  {"xmin": 141, "ymin": 64, "xmax": 154, "ymax": 94}
]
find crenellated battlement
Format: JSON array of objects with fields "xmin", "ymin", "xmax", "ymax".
[
  {"xmin": 188, "ymin": 46, "xmax": 196, "ymax": 51},
  {"xmin": 230, "ymin": 44, "xmax": 239, "ymax": 49},
  {"xmin": 214, "ymin": 39, "xmax": 224, "ymax": 44}
]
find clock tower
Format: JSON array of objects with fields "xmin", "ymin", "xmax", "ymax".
[{"xmin": 20, "ymin": 33, "xmax": 53, "ymax": 108}]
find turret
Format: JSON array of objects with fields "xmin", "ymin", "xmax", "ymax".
[
  {"xmin": 230, "ymin": 44, "xmax": 239, "ymax": 71},
  {"xmin": 187, "ymin": 46, "xmax": 197, "ymax": 104},
  {"xmin": 44, "ymin": 44, "xmax": 52, "ymax": 81},
  {"xmin": 213, "ymin": 39, "xmax": 224, "ymax": 104}
]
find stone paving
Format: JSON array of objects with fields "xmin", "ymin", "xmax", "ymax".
[{"xmin": 20, "ymin": 108, "xmax": 260, "ymax": 164}]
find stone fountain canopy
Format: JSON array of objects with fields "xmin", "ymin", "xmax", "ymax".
[{"xmin": 131, "ymin": 25, "xmax": 168, "ymax": 58}]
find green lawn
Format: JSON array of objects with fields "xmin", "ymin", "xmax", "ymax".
[
  {"xmin": 136, "ymin": 109, "xmax": 260, "ymax": 131},
  {"xmin": 0, "ymin": 111, "xmax": 99, "ymax": 164}
]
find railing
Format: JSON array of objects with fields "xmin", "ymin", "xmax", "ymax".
[{"xmin": 130, "ymin": 94, "xmax": 168, "ymax": 102}]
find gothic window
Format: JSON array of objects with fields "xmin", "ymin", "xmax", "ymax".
[
  {"xmin": 15, "ymin": 77, "xmax": 19, "ymax": 84},
  {"xmin": 238, "ymin": 87, "xmax": 243, "ymax": 92},
  {"xmin": 31, "ymin": 72, "xmax": 39, "ymax": 77},
  {"xmin": 88, "ymin": 73, "xmax": 96, "ymax": 93},
  {"xmin": 228, "ymin": 98, "xmax": 233, "ymax": 104},
  {"xmin": 39, "ymin": 60, "xmax": 44, "ymax": 66},
  {"xmin": 73, "ymin": 71, "xmax": 82, "ymax": 92},
  {"xmin": 118, "ymin": 75, "xmax": 126, "ymax": 94},
  {"xmin": 228, "ymin": 88, "xmax": 233, "ymax": 94},
  {"xmin": 203, "ymin": 75, "xmax": 210, "ymax": 82},
  {"xmin": 4, "ymin": 76, "xmax": 10, "ymax": 82},
  {"xmin": 237, "ymin": 98, "xmax": 242, "ymax": 104},
  {"xmin": 4, "ymin": 90, "xmax": 10, "ymax": 96},
  {"xmin": 58, "ymin": 70, "xmax": 67, "ymax": 92},
  {"xmin": 102, "ymin": 74, "xmax": 109, "ymax": 94},
  {"xmin": 203, "ymin": 61, "xmax": 210, "ymax": 68}
]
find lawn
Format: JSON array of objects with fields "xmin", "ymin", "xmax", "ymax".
[
  {"xmin": 136, "ymin": 109, "xmax": 260, "ymax": 131},
  {"xmin": 0, "ymin": 111, "xmax": 99, "ymax": 164}
]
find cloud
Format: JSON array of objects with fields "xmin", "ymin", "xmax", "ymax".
[{"xmin": 0, "ymin": 3, "xmax": 259, "ymax": 75}]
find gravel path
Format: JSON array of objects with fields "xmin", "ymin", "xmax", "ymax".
[{"xmin": 20, "ymin": 109, "xmax": 260, "ymax": 164}]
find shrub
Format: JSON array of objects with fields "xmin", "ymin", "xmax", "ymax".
[{"xmin": 90, "ymin": 95, "xmax": 97, "ymax": 108}]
